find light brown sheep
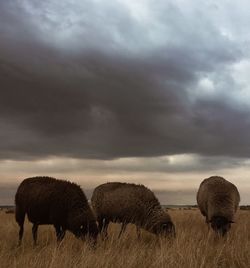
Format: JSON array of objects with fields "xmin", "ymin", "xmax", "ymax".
[
  {"xmin": 196, "ymin": 176, "xmax": 240, "ymax": 236},
  {"xmin": 91, "ymin": 182, "xmax": 175, "ymax": 238}
]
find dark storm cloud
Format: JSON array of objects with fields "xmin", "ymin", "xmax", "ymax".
[{"xmin": 0, "ymin": 0, "xmax": 249, "ymax": 160}]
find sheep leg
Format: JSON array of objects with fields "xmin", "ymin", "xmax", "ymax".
[
  {"xmin": 97, "ymin": 217, "xmax": 103, "ymax": 233},
  {"xmin": 118, "ymin": 223, "xmax": 127, "ymax": 238},
  {"xmin": 102, "ymin": 219, "xmax": 109, "ymax": 238},
  {"xmin": 98, "ymin": 218, "xmax": 109, "ymax": 239},
  {"xmin": 32, "ymin": 224, "xmax": 38, "ymax": 246},
  {"xmin": 15, "ymin": 207, "xmax": 25, "ymax": 246},
  {"xmin": 18, "ymin": 225, "xmax": 24, "ymax": 246}
]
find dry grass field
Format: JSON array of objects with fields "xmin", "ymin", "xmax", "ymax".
[{"xmin": 0, "ymin": 209, "xmax": 249, "ymax": 268}]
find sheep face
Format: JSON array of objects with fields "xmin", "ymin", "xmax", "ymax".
[
  {"xmin": 161, "ymin": 221, "xmax": 176, "ymax": 237},
  {"xmin": 152, "ymin": 221, "xmax": 175, "ymax": 237},
  {"xmin": 68, "ymin": 213, "xmax": 98, "ymax": 241},
  {"xmin": 210, "ymin": 216, "xmax": 232, "ymax": 236}
]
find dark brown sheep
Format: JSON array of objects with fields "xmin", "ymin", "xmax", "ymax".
[
  {"xmin": 15, "ymin": 176, "xmax": 98, "ymax": 245},
  {"xmin": 197, "ymin": 176, "xmax": 240, "ymax": 236},
  {"xmin": 91, "ymin": 182, "xmax": 175, "ymax": 238}
]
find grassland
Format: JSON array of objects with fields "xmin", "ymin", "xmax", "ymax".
[{"xmin": 0, "ymin": 209, "xmax": 249, "ymax": 268}]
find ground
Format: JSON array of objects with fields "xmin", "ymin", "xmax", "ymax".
[{"xmin": 0, "ymin": 209, "xmax": 249, "ymax": 268}]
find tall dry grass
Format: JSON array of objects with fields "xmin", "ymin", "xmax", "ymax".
[{"xmin": 0, "ymin": 209, "xmax": 249, "ymax": 268}]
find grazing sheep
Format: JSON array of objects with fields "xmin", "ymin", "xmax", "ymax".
[
  {"xmin": 15, "ymin": 176, "xmax": 98, "ymax": 245},
  {"xmin": 197, "ymin": 176, "xmax": 240, "ymax": 236},
  {"xmin": 91, "ymin": 182, "xmax": 175, "ymax": 238}
]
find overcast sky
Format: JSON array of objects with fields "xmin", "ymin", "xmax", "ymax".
[{"xmin": 1, "ymin": 0, "xmax": 250, "ymax": 205}]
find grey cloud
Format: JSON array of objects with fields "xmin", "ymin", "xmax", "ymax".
[{"xmin": 0, "ymin": 0, "xmax": 249, "ymax": 161}]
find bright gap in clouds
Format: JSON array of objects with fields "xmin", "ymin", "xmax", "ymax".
[
  {"xmin": 230, "ymin": 60, "xmax": 250, "ymax": 104},
  {"xmin": 0, "ymin": 154, "xmax": 250, "ymax": 205}
]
